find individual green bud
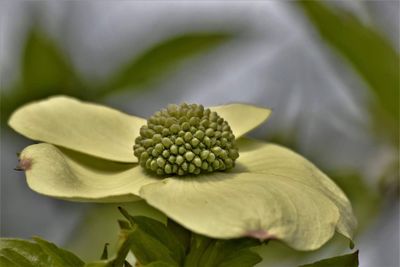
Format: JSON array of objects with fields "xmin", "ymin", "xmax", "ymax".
[
  {"xmin": 178, "ymin": 146, "xmax": 186, "ymax": 155},
  {"xmin": 175, "ymin": 137, "xmax": 185, "ymax": 145},
  {"xmin": 168, "ymin": 155, "xmax": 176, "ymax": 164},
  {"xmin": 194, "ymin": 130, "xmax": 205, "ymax": 140},
  {"xmin": 181, "ymin": 162, "xmax": 188, "ymax": 171},
  {"xmin": 184, "ymin": 151, "xmax": 195, "ymax": 162},
  {"xmin": 191, "ymin": 138, "xmax": 200, "ymax": 147},
  {"xmin": 152, "ymin": 134, "xmax": 162, "ymax": 143},
  {"xmin": 134, "ymin": 103, "xmax": 239, "ymax": 176},
  {"xmin": 170, "ymin": 124, "xmax": 180, "ymax": 134},
  {"xmin": 184, "ymin": 132, "xmax": 193, "ymax": 142},
  {"xmin": 150, "ymin": 160, "xmax": 158, "ymax": 171},
  {"xmin": 200, "ymin": 150, "xmax": 210, "ymax": 160},
  {"xmin": 165, "ymin": 164, "xmax": 172, "ymax": 174},
  {"xmin": 162, "ymin": 137, "xmax": 173, "ymax": 148},
  {"xmin": 201, "ymin": 161, "xmax": 208, "ymax": 170},
  {"xmin": 176, "ymin": 155, "xmax": 184, "ymax": 165},
  {"xmin": 193, "ymin": 157, "xmax": 202, "ymax": 167},
  {"xmin": 156, "ymin": 157, "xmax": 166, "ymax": 168},
  {"xmin": 188, "ymin": 163, "xmax": 196, "ymax": 173},
  {"xmin": 170, "ymin": 145, "xmax": 178, "ymax": 155}
]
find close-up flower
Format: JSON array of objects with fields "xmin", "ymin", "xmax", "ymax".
[{"xmin": 8, "ymin": 95, "xmax": 356, "ymax": 252}]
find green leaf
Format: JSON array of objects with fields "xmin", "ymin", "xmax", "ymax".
[
  {"xmin": 0, "ymin": 238, "xmax": 84, "ymax": 267},
  {"xmin": 33, "ymin": 237, "xmax": 85, "ymax": 267},
  {"xmin": 166, "ymin": 219, "xmax": 191, "ymax": 254},
  {"xmin": 126, "ymin": 226, "xmax": 178, "ymax": 266},
  {"xmin": 183, "ymin": 234, "xmax": 213, "ymax": 267},
  {"xmin": 100, "ymin": 243, "xmax": 109, "ymax": 260},
  {"xmin": 65, "ymin": 201, "xmax": 166, "ymax": 261},
  {"xmin": 122, "ymin": 214, "xmax": 185, "ymax": 265},
  {"xmin": 299, "ymin": 250, "xmax": 359, "ymax": 267},
  {"xmin": 99, "ymin": 32, "xmax": 233, "ymax": 96},
  {"xmin": 0, "ymin": 239, "xmax": 50, "ymax": 267},
  {"xmin": 184, "ymin": 234, "xmax": 261, "ymax": 267},
  {"xmin": 144, "ymin": 262, "xmax": 176, "ymax": 267},
  {"xmin": 0, "ymin": 248, "xmax": 37, "ymax": 267},
  {"xmin": 1, "ymin": 28, "xmax": 86, "ymax": 124},
  {"xmin": 298, "ymin": 1, "xmax": 399, "ymax": 140}
]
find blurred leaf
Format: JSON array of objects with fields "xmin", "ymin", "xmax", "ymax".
[
  {"xmin": 166, "ymin": 219, "xmax": 191, "ymax": 254},
  {"xmin": 1, "ymin": 28, "xmax": 86, "ymax": 124},
  {"xmin": 298, "ymin": 1, "xmax": 399, "ymax": 141},
  {"xmin": 0, "ymin": 237, "xmax": 85, "ymax": 267},
  {"xmin": 99, "ymin": 32, "xmax": 233, "ymax": 96},
  {"xmin": 299, "ymin": 250, "xmax": 359, "ymax": 267},
  {"xmin": 144, "ymin": 262, "xmax": 176, "ymax": 267},
  {"xmin": 100, "ymin": 243, "xmax": 109, "ymax": 260},
  {"xmin": 0, "ymin": 239, "xmax": 50, "ymax": 267},
  {"xmin": 33, "ymin": 237, "xmax": 85, "ymax": 267},
  {"xmin": 331, "ymin": 172, "xmax": 381, "ymax": 232},
  {"xmin": 184, "ymin": 234, "xmax": 261, "ymax": 267},
  {"xmin": 65, "ymin": 201, "xmax": 166, "ymax": 262}
]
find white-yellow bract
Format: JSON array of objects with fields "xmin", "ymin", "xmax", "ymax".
[{"xmin": 8, "ymin": 96, "xmax": 356, "ymax": 251}]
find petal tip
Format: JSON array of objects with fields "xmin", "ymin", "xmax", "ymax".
[
  {"xmin": 245, "ymin": 229, "xmax": 276, "ymax": 241},
  {"xmin": 15, "ymin": 157, "xmax": 32, "ymax": 171}
]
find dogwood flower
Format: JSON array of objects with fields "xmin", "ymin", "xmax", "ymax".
[{"xmin": 8, "ymin": 96, "xmax": 356, "ymax": 251}]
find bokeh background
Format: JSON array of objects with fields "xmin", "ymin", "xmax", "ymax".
[{"xmin": 1, "ymin": 1, "xmax": 398, "ymax": 266}]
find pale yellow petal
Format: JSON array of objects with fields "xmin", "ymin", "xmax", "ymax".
[
  {"xmin": 235, "ymin": 138, "xmax": 357, "ymax": 240},
  {"xmin": 210, "ymin": 104, "xmax": 271, "ymax": 138},
  {"xmin": 140, "ymin": 172, "xmax": 339, "ymax": 251},
  {"xmin": 8, "ymin": 96, "xmax": 146, "ymax": 163},
  {"xmin": 19, "ymin": 143, "xmax": 159, "ymax": 202}
]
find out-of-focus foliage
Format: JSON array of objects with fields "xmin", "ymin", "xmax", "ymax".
[
  {"xmin": 331, "ymin": 172, "xmax": 381, "ymax": 232},
  {"xmin": 298, "ymin": 1, "xmax": 399, "ymax": 144},
  {"xmin": 299, "ymin": 250, "xmax": 359, "ymax": 267},
  {"xmin": 1, "ymin": 28, "xmax": 233, "ymax": 124},
  {"xmin": 0, "ymin": 237, "xmax": 85, "ymax": 267},
  {"xmin": 65, "ymin": 201, "xmax": 166, "ymax": 261},
  {"xmin": 1, "ymin": 29, "xmax": 87, "ymax": 123},
  {"xmin": 99, "ymin": 33, "xmax": 233, "ymax": 97}
]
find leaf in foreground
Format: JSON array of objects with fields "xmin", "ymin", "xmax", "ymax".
[
  {"xmin": 299, "ymin": 250, "xmax": 359, "ymax": 267},
  {"xmin": 0, "ymin": 238, "xmax": 85, "ymax": 267}
]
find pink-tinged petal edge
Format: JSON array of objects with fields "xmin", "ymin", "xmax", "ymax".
[
  {"xmin": 246, "ymin": 229, "xmax": 276, "ymax": 241},
  {"xmin": 15, "ymin": 157, "xmax": 32, "ymax": 171}
]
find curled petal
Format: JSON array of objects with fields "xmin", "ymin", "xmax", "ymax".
[
  {"xmin": 9, "ymin": 96, "xmax": 146, "ymax": 163},
  {"xmin": 235, "ymin": 138, "xmax": 357, "ymax": 241},
  {"xmin": 19, "ymin": 143, "xmax": 158, "ymax": 202}
]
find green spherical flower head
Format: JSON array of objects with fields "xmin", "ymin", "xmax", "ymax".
[{"xmin": 134, "ymin": 103, "xmax": 239, "ymax": 176}]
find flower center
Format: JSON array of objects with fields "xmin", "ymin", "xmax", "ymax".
[{"xmin": 134, "ymin": 103, "xmax": 239, "ymax": 176}]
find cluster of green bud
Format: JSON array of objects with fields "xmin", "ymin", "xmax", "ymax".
[{"xmin": 133, "ymin": 103, "xmax": 239, "ymax": 176}]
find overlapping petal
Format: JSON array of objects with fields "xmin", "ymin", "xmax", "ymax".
[
  {"xmin": 9, "ymin": 97, "xmax": 271, "ymax": 163},
  {"xmin": 19, "ymin": 143, "xmax": 158, "ymax": 202},
  {"xmin": 138, "ymin": 139, "xmax": 356, "ymax": 250},
  {"xmin": 139, "ymin": 172, "xmax": 339, "ymax": 251},
  {"xmin": 11, "ymin": 97, "xmax": 355, "ymax": 251},
  {"xmin": 8, "ymin": 96, "xmax": 146, "ymax": 163},
  {"xmin": 210, "ymin": 103, "xmax": 271, "ymax": 138},
  {"xmin": 234, "ymin": 138, "xmax": 357, "ymax": 240}
]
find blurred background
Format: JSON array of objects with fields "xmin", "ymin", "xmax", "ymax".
[{"xmin": 0, "ymin": 1, "xmax": 398, "ymax": 266}]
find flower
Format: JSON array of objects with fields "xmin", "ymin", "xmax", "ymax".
[{"xmin": 8, "ymin": 96, "xmax": 356, "ymax": 251}]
